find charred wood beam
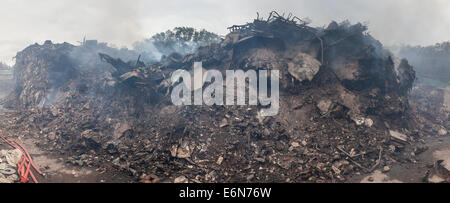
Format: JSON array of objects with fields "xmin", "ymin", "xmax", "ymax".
[{"xmin": 98, "ymin": 53, "xmax": 134, "ymax": 77}]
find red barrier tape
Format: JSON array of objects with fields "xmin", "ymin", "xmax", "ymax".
[{"xmin": 0, "ymin": 130, "xmax": 42, "ymax": 183}]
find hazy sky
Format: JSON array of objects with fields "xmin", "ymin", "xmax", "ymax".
[{"xmin": 1, "ymin": 0, "xmax": 450, "ymax": 65}]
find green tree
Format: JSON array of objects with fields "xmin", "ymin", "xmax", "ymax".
[{"xmin": 133, "ymin": 27, "xmax": 222, "ymax": 59}]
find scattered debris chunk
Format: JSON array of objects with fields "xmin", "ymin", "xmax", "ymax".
[
  {"xmin": 382, "ymin": 166, "xmax": 391, "ymax": 173},
  {"xmin": 390, "ymin": 130, "xmax": 409, "ymax": 143},
  {"xmin": 219, "ymin": 119, "xmax": 228, "ymax": 128},
  {"xmin": 438, "ymin": 128, "xmax": 448, "ymax": 136},
  {"xmin": 174, "ymin": 176, "xmax": 188, "ymax": 183},
  {"xmin": 288, "ymin": 53, "xmax": 321, "ymax": 82},
  {"xmin": 171, "ymin": 142, "xmax": 192, "ymax": 159},
  {"xmin": 216, "ymin": 156, "xmax": 224, "ymax": 165},
  {"xmin": 316, "ymin": 99, "xmax": 333, "ymax": 116}
]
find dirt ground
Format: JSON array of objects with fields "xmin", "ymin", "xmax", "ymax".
[
  {"xmin": 350, "ymin": 135, "xmax": 450, "ymax": 183},
  {"xmin": 0, "ymin": 137, "xmax": 133, "ymax": 183},
  {"xmin": 350, "ymin": 86, "xmax": 450, "ymax": 183}
]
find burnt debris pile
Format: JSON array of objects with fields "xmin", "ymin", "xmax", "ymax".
[{"xmin": 1, "ymin": 12, "xmax": 448, "ymax": 183}]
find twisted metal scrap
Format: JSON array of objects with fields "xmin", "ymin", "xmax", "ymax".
[{"xmin": 226, "ymin": 11, "xmax": 323, "ymax": 63}]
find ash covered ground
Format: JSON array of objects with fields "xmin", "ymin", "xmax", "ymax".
[{"xmin": 0, "ymin": 13, "xmax": 449, "ymax": 183}]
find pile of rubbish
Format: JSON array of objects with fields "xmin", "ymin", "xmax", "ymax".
[{"xmin": 1, "ymin": 12, "xmax": 448, "ymax": 183}]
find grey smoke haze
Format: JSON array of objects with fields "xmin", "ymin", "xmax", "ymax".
[{"xmin": 1, "ymin": 0, "xmax": 450, "ymax": 65}]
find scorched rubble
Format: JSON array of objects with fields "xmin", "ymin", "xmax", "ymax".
[{"xmin": 0, "ymin": 12, "xmax": 448, "ymax": 183}]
